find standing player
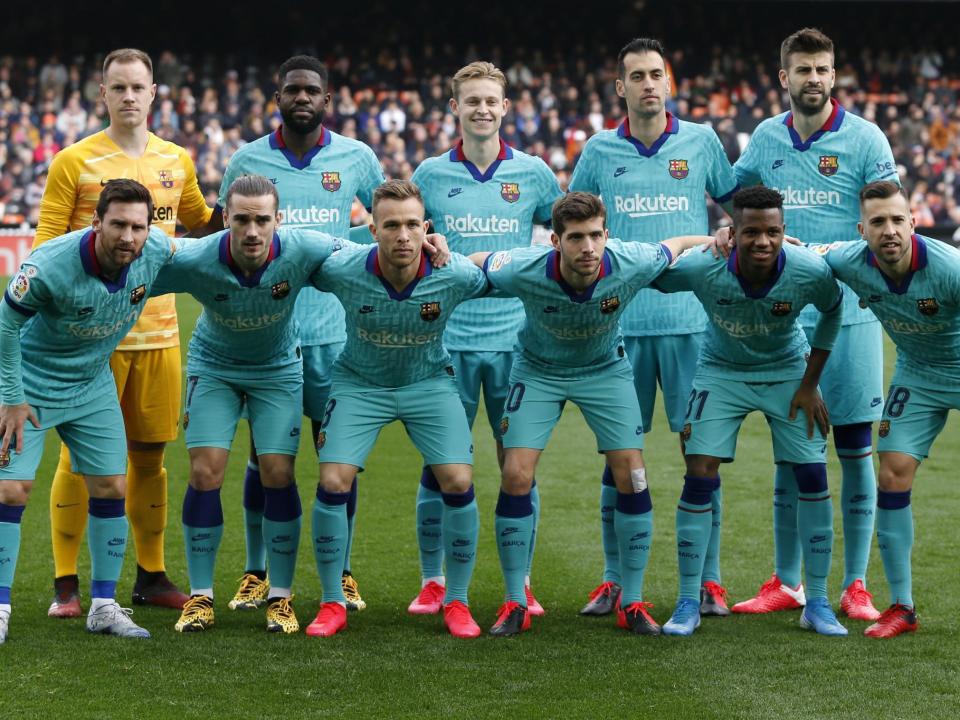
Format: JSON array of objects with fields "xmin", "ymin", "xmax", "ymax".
[
  {"xmin": 36, "ymin": 48, "xmax": 216, "ymax": 616},
  {"xmin": 654, "ymin": 187, "xmax": 846, "ymax": 637},
  {"xmin": 216, "ymin": 55, "xmax": 384, "ymax": 614},
  {"xmin": 473, "ymin": 192, "xmax": 710, "ymax": 637},
  {"xmin": 307, "ymin": 180, "xmax": 488, "ymax": 639},
  {"xmin": 0, "ymin": 180, "xmax": 178, "ymax": 643},
  {"xmin": 407, "ymin": 61, "xmax": 562, "ymax": 616},
  {"xmin": 822, "ymin": 181, "xmax": 960, "ymax": 637},
  {"xmin": 732, "ymin": 28, "xmax": 898, "ymax": 619},
  {"xmin": 569, "ymin": 38, "xmax": 739, "ymax": 617}
]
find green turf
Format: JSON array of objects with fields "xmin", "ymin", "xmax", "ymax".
[{"xmin": 1, "ymin": 295, "xmax": 958, "ymax": 719}]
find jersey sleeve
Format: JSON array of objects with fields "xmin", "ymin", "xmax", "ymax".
[
  {"xmin": 481, "ymin": 250, "xmax": 520, "ymax": 297},
  {"xmin": 534, "ymin": 159, "xmax": 563, "ymax": 224},
  {"xmin": 861, "ymin": 123, "xmax": 898, "ymax": 184},
  {"xmin": 619, "ymin": 241, "xmax": 672, "ymax": 287},
  {"xmin": 651, "ymin": 247, "xmax": 705, "ymax": 293},
  {"xmin": 568, "ymin": 141, "xmax": 598, "ymax": 194},
  {"xmin": 704, "ymin": 128, "xmax": 740, "ymax": 204},
  {"xmin": 34, "ymin": 150, "xmax": 80, "ymax": 246},
  {"xmin": 149, "ymin": 234, "xmax": 191, "ymax": 296},
  {"xmin": 356, "ymin": 144, "xmax": 386, "ymax": 210},
  {"xmin": 458, "ymin": 256, "xmax": 492, "ymax": 300},
  {"xmin": 0, "ymin": 264, "xmax": 51, "ymax": 403},
  {"xmin": 175, "ymin": 149, "xmax": 213, "ymax": 230},
  {"xmin": 733, "ymin": 128, "xmax": 764, "ymax": 188},
  {"xmin": 809, "ymin": 263, "xmax": 844, "ymax": 351}
]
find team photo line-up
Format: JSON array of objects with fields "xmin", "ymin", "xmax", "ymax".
[{"xmin": 0, "ymin": 25, "xmax": 949, "ymax": 644}]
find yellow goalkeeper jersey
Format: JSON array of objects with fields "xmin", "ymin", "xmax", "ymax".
[{"xmin": 34, "ymin": 130, "xmax": 212, "ymax": 350}]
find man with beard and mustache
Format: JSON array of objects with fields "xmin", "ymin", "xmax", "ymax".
[
  {"xmin": 215, "ymin": 55, "xmax": 384, "ymax": 615},
  {"xmin": 732, "ymin": 28, "xmax": 898, "ymax": 622}
]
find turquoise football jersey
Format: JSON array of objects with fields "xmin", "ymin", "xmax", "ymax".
[
  {"xmin": 0, "ymin": 226, "xmax": 178, "ymax": 407},
  {"xmin": 654, "ymin": 242, "xmax": 843, "ymax": 381},
  {"xmin": 314, "ymin": 248, "xmax": 489, "ymax": 387},
  {"xmin": 569, "ymin": 114, "xmax": 739, "ymax": 336},
  {"xmin": 152, "ymin": 227, "xmax": 348, "ymax": 379},
  {"xmin": 412, "ymin": 140, "xmax": 562, "ymax": 352},
  {"xmin": 217, "ymin": 127, "xmax": 384, "ymax": 347},
  {"xmin": 821, "ymin": 235, "xmax": 960, "ymax": 387},
  {"xmin": 734, "ymin": 99, "xmax": 897, "ymax": 326},
  {"xmin": 483, "ymin": 239, "xmax": 672, "ymax": 378}
]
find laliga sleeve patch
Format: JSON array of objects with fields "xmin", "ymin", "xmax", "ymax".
[
  {"xmin": 488, "ymin": 251, "xmax": 511, "ymax": 272},
  {"xmin": 10, "ymin": 271, "xmax": 30, "ymax": 301}
]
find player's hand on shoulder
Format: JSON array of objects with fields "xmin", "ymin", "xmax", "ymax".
[
  {"xmin": 423, "ymin": 233, "xmax": 450, "ymax": 267},
  {"xmin": 0, "ymin": 402, "xmax": 39, "ymax": 457},
  {"xmin": 707, "ymin": 225, "xmax": 734, "ymax": 259}
]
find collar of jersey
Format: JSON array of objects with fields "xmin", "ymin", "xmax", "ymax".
[
  {"xmin": 616, "ymin": 112, "xmax": 678, "ymax": 157},
  {"xmin": 727, "ymin": 246, "xmax": 787, "ymax": 298},
  {"xmin": 783, "ymin": 98, "xmax": 845, "ymax": 152},
  {"xmin": 219, "ymin": 231, "xmax": 282, "ymax": 287},
  {"xmin": 269, "ymin": 125, "xmax": 331, "ymax": 169},
  {"xmin": 365, "ymin": 245, "xmax": 432, "ymax": 300},
  {"xmin": 448, "ymin": 138, "xmax": 513, "ymax": 183},
  {"xmin": 545, "ymin": 249, "xmax": 611, "ymax": 303},
  {"xmin": 866, "ymin": 233, "xmax": 926, "ymax": 294},
  {"xmin": 79, "ymin": 229, "xmax": 132, "ymax": 293}
]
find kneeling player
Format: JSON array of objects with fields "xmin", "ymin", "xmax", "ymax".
[
  {"xmin": 0, "ymin": 180, "xmax": 178, "ymax": 642},
  {"xmin": 822, "ymin": 181, "xmax": 960, "ymax": 637},
  {"xmin": 655, "ymin": 186, "xmax": 847, "ymax": 637},
  {"xmin": 307, "ymin": 180, "xmax": 489, "ymax": 639},
  {"xmin": 473, "ymin": 192, "xmax": 709, "ymax": 636}
]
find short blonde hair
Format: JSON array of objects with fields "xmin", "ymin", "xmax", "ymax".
[
  {"xmin": 451, "ymin": 61, "xmax": 507, "ymax": 101},
  {"xmin": 372, "ymin": 179, "xmax": 424, "ymax": 218},
  {"xmin": 103, "ymin": 48, "xmax": 153, "ymax": 78}
]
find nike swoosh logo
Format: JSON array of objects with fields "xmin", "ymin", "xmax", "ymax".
[{"xmin": 56, "ymin": 502, "xmax": 80, "ymax": 508}]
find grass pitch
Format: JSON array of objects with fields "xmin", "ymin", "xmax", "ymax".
[{"xmin": 1, "ymin": 296, "xmax": 958, "ymax": 719}]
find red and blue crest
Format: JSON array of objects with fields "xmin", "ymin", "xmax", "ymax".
[
  {"xmin": 322, "ymin": 171, "xmax": 341, "ymax": 192},
  {"xmin": 818, "ymin": 156, "xmax": 839, "ymax": 176},
  {"xmin": 158, "ymin": 170, "xmax": 174, "ymax": 189},
  {"xmin": 500, "ymin": 182, "xmax": 520, "ymax": 203},
  {"xmin": 668, "ymin": 159, "xmax": 689, "ymax": 180}
]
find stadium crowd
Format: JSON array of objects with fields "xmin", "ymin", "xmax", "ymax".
[{"xmin": 0, "ymin": 40, "xmax": 958, "ymax": 230}]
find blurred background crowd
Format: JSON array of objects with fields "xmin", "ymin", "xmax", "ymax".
[{"xmin": 0, "ymin": 1, "xmax": 956, "ymax": 236}]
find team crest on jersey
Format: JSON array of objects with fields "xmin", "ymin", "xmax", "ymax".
[
  {"xmin": 420, "ymin": 301, "xmax": 441, "ymax": 321},
  {"xmin": 130, "ymin": 284, "xmax": 146, "ymax": 304},
  {"xmin": 818, "ymin": 156, "xmax": 839, "ymax": 177},
  {"xmin": 0, "ymin": 449, "xmax": 10, "ymax": 468},
  {"xmin": 771, "ymin": 301, "xmax": 792, "ymax": 316},
  {"xmin": 668, "ymin": 159, "xmax": 689, "ymax": 180},
  {"xmin": 316, "ymin": 431, "xmax": 326, "ymax": 450},
  {"xmin": 500, "ymin": 417, "xmax": 509, "ymax": 435},
  {"xmin": 272, "ymin": 280, "xmax": 291, "ymax": 299},
  {"xmin": 681, "ymin": 423, "xmax": 692, "ymax": 442},
  {"xmin": 182, "ymin": 412, "xmax": 189, "ymax": 430},
  {"xmin": 158, "ymin": 170, "xmax": 174, "ymax": 189},
  {"xmin": 321, "ymin": 172, "xmax": 341, "ymax": 192},
  {"xmin": 917, "ymin": 298, "xmax": 940, "ymax": 316},
  {"xmin": 600, "ymin": 296, "xmax": 621, "ymax": 314},
  {"xmin": 878, "ymin": 420, "xmax": 890, "ymax": 438},
  {"xmin": 500, "ymin": 182, "xmax": 520, "ymax": 203},
  {"xmin": 859, "ymin": 298, "xmax": 868, "ymax": 309},
  {"xmin": 11, "ymin": 271, "xmax": 30, "ymax": 301}
]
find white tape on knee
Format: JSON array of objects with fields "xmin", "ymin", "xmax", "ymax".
[{"xmin": 630, "ymin": 467, "xmax": 647, "ymax": 493}]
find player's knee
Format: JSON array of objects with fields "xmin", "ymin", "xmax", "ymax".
[
  {"xmin": 85, "ymin": 474, "xmax": 125, "ymax": 499},
  {"xmin": 189, "ymin": 460, "xmax": 225, "ymax": 491},
  {"xmin": 128, "ymin": 439, "xmax": 166, "ymax": 453},
  {"xmin": 501, "ymin": 459, "xmax": 534, "ymax": 495},
  {"xmin": 685, "ymin": 454, "xmax": 720, "ymax": 478},
  {"xmin": 318, "ymin": 464, "xmax": 354, "ymax": 493},
  {"xmin": 259, "ymin": 456, "xmax": 296, "ymax": 489},
  {"xmin": 0, "ymin": 480, "xmax": 33, "ymax": 506},
  {"xmin": 877, "ymin": 454, "xmax": 916, "ymax": 493},
  {"xmin": 792, "ymin": 463, "xmax": 828, "ymax": 494},
  {"xmin": 432, "ymin": 468, "xmax": 472, "ymax": 494}
]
